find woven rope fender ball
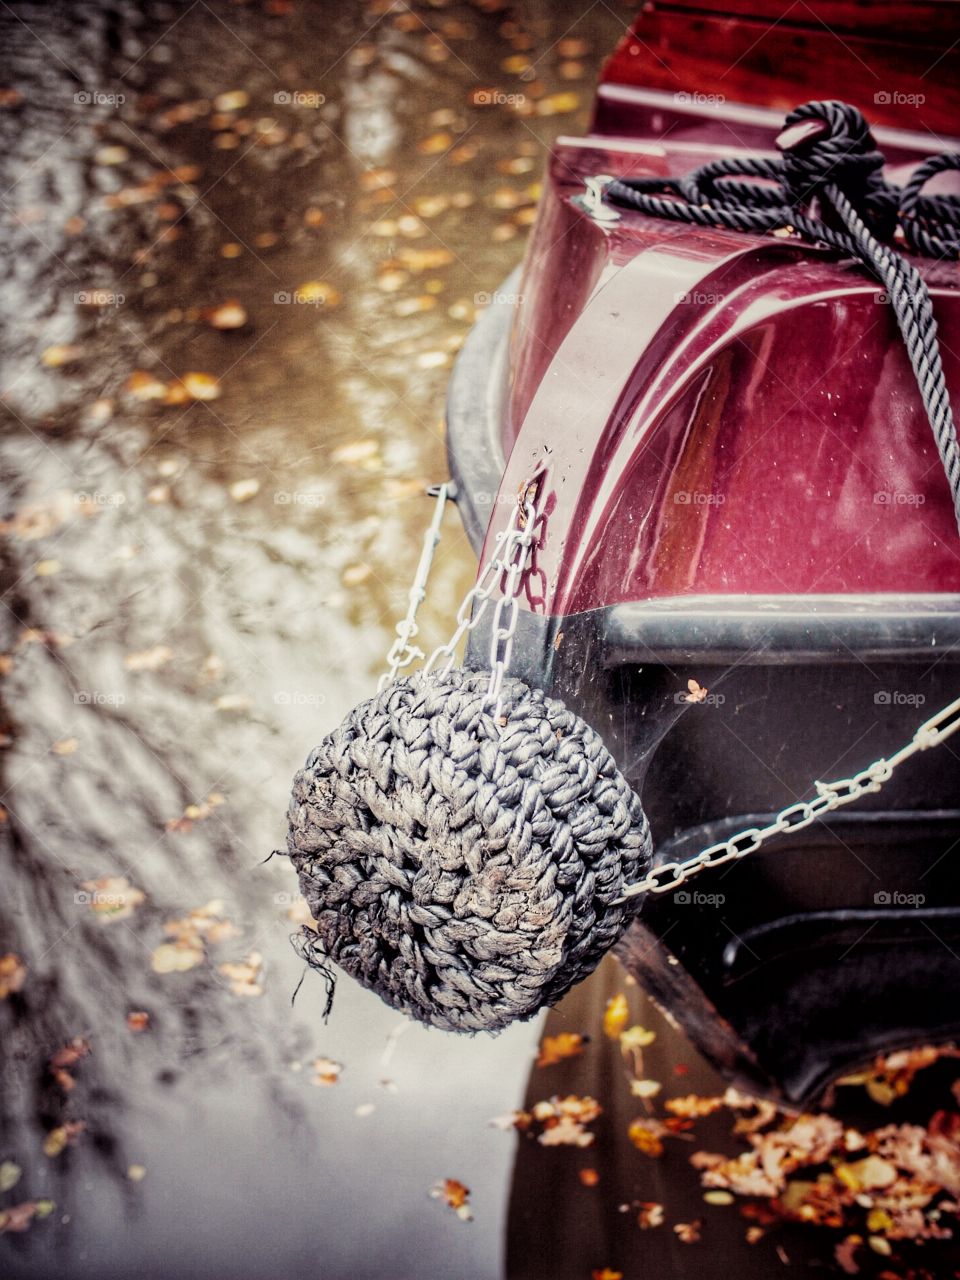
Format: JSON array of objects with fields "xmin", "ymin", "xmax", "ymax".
[{"xmin": 286, "ymin": 666, "xmax": 652, "ymax": 1032}]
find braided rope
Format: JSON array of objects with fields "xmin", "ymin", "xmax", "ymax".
[
  {"xmin": 605, "ymin": 100, "xmax": 960, "ymax": 530},
  {"xmin": 286, "ymin": 668, "xmax": 650, "ymax": 1032}
]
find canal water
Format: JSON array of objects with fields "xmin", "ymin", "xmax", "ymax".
[{"xmin": 1, "ymin": 3, "xmax": 958, "ymax": 1278}]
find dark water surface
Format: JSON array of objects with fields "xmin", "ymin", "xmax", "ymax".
[{"xmin": 1, "ymin": 3, "xmax": 959, "ymax": 1279}]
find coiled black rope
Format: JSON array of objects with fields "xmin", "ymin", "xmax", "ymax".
[{"xmin": 604, "ymin": 100, "xmax": 960, "ymax": 532}]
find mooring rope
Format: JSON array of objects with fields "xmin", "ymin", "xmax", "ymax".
[{"xmin": 603, "ymin": 100, "xmax": 960, "ymax": 530}]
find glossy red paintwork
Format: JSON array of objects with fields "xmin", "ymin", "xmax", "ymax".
[{"xmin": 488, "ymin": 94, "xmax": 960, "ymax": 617}]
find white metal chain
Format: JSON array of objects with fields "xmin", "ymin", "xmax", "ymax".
[
  {"xmin": 423, "ymin": 475, "xmax": 543, "ymax": 719},
  {"xmin": 617, "ymin": 693, "xmax": 960, "ymax": 902},
  {"xmin": 378, "ymin": 483, "xmax": 448, "ymax": 691},
  {"xmin": 380, "ymin": 477, "xmax": 960, "ymax": 901}
]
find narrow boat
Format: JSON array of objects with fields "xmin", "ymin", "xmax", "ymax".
[{"xmin": 444, "ymin": 2, "xmax": 960, "ymax": 1107}]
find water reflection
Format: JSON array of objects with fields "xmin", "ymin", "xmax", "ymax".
[{"xmin": 0, "ymin": 2, "xmax": 626, "ymax": 1276}]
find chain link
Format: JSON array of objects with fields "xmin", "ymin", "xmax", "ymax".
[
  {"xmin": 424, "ymin": 476, "xmax": 543, "ymax": 718},
  {"xmin": 617, "ymin": 693, "xmax": 960, "ymax": 902},
  {"xmin": 377, "ymin": 483, "xmax": 449, "ymax": 691}
]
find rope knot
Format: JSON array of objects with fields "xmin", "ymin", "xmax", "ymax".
[{"xmin": 778, "ymin": 100, "xmax": 886, "ymax": 214}]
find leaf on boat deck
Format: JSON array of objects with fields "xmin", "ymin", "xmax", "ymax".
[
  {"xmin": 536, "ymin": 1032, "xmax": 587, "ymax": 1068},
  {"xmin": 602, "ymin": 993, "xmax": 628, "ymax": 1040}
]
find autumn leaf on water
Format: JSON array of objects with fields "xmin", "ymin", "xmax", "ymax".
[
  {"xmin": 80, "ymin": 876, "xmax": 146, "ymax": 921},
  {"xmin": 125, "ymin": 645, "xmax": 173, "ymax": 672},
  {"xmin": 165, "ymin": 792, "xmax": 225, "ymax": 833},
  {"xmin": 674, "ymin": 1221, "xmax": 702, "ymax": 1244},
  {"xmin": 0, "ymin": 1161, "xmax": 21, "ymax": 1192},
  {"xmin": 43, "ymin": 1121, "xmax": 85, "ymax": 1158},
  {"xmin": 629, "ymin": 1079, "xmax": 662, "ymax": 1100},
  {"xmin": 603, "ymin": 993, "xmax": 629, "ymax": 1039},
  {"xmin": 533, "ymin": 1096, "xmax": 601, "ymax": 1148},
  {"xmin": 0, "ymin": 953, "xmax": 27, "ymax": 998},
  {"xmin": 228, "ymin": 479, "xmax": 260, "ymax": 503},
  {"xmin": 48, "ymin": 1037, "xmax": 91, "ymax": 1092},
  {"xmin": 666, "ymin": 1094, "xmax": 725, "ymax": 1119},
  {"xmin": 311, "ymin": 1057, "xmax": 343, "ymax": 1087},
  {"xmin": 430, "ymin": 1178, "xmax": 473, "ymax": 1221},
  {"xmin": 591, "ymin": 1270, "xmax": 622, "ymax": 1280},
  {"xmin": 627, "ymin": 1118, "xmax": 670, "ymax": 1158},
  {"xmin": 536, "ymin": 1032, "xmax": 587, "ymax": 1068},
  {"xmin": 202, "ymin": 300, "xmax": 247, "ymax": 330},
  {"xmin": 217, "ymin": 951, "xmax": 263, "ymax": 997},
  {"xmin": 0, "ymin": 1200, "xmax": 55, "ymax": 1235},
  {"xmin": 618, "ymin": 1027, "xmax": 655, "ymax": 1057},
  {"xmin": 578, "ymin": 1168, "xmax": 599, "ymax": 1187},
  {"xmin": 637, "ymin": 1201, "xmax": 664, "ymax": 1229},
  {"xmin": 152, "ymin": 899, "xmax": 237, "ymax": 973},
  {"xmin": 126, "ymin": 1010, "xmax": 150, "ymax": 1033}
]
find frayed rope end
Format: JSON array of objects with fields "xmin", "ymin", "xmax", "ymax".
[{"xmin": 290, "ymin": 927, "xmax": 337, "ymax": 1021}]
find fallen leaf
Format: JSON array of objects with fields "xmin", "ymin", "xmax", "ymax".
[
  {"xmin": 591, "ymin": 1271, "xmax": 622, "ymax": 1280},
  {"xmin": 80, "ymin": 876, "xmax": 146, "ymax": 920},
  {"xmin": 218, "ymin": 951, "xmax": 263, "ymax": 997},
  {"xmin": 125, "ymin": 645, "xmax": 173, "ymax": 672},
  {"xmin": 620, "ymin": 1025, "xmax": 656, "ymax": 1052},
  {"xmin": 180, "ymin": 372, "xmax": 221, "ymax": 401},
  {"xmin": 312, "ymin": 1056, "xmax": 343, "ymax": 1086},
  {"xmin": 151, "ymin": 942, "xmax": 204, "ymax": 973},
  {"xmin": 629, "ymin": 1079, "xmax": 662, "ymax": 1099},
  {"xmin": 0, "ymin": 1201, "xmax": 54, "ymax": 1234},
  {"xmin": 637, "ymin": 1202, "xmax": 664, "ymax": 1229},
  {"xmin": 430, "ymin": 1178, "xmax": 473, "ymax": 1221},
  {"xmin": 165, "ymin": 793, "xmax": 226, "ymax": 831},
  {"xmin": 536, "ymin": 1032, "xmax": 587, "ymax": 1068},
  {"xmin": 213, "ymin": 693, "xmax": 250, "ymax": 712},
  {"xmin": 674, "ymin": 1220, "xmax": 702, "ymax": 1244},
  {"xmin": 332, "ymin": 439, "xmax": 380, "ymax": 465},
  {"xmin": 52, "ymin": 738, "xmax": 78, "ymax": 756},
  {"xmin": 203, "ymin": 300, "xmax": 247, "ymax": 330},
  {"xmin": 579, "ymin": 1168, "xmax": 599, "ymax": 1187},
  {"xmin": 0, "ymin": 953, "xmax": 27, "ymax": 998},
  {"xmin": 214, "ymin": 89, "xmax": 248, "ymax": 112},
  {"xmin": 43, "ymin": 1120, "xmax": 85, "ymax": 1157},
  {"xmin": 95, "ymin": 145, "xmax": 129, "ymax": 166},
  {"xmin": 127, "ymin": 1164, "xmax": 147, "ymax": 1182},
  {"xmin": 49, "ymin": 1037, "xmax": 90, "ymax": 1091},
  {"xmin": 126, "ymin": 1010, "xmax": 150, "ymax": 1033},
  {"xmin": 535, "ymin": 91, "xmax": 580, "ymax": 116},
  {"xmin": 296, "ymin": 280, "xmax": 341, "ymax": 308},
  {"xmin": 228, "ymin": 479, "xmax": 260, "ymax": 503},
  {"xmin": 684, "ymin": 678, "xmax": 708, "ymax": 704},
  {"xmin": 666, "ymin": 1094, "xmax": 725, "ymax": 1119},
  {"xmin": 0, "ymin": 1161, "xmax": 21, "ymax": 1192},
  {"xmin": 603, "ymin": 993, "xmax": 629, "ymax": 1039},
  {"xmin": 125, "ymin": 370, "xmax": 168, "ymax": 401},
  {"xmin": 704, "ymin": 1189, "xmax": 735, "ymax": 1206},
  {"xmin": 341, "ymin": 563, "xmax": 372, "ymax": 587},
  {"xmin": 628, "ymin": 1119, "xmax": 665, "ymax": 1157},
  {"xmin": 41, "ymin": 344, "xmax": 82, "ymax": 368}
]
